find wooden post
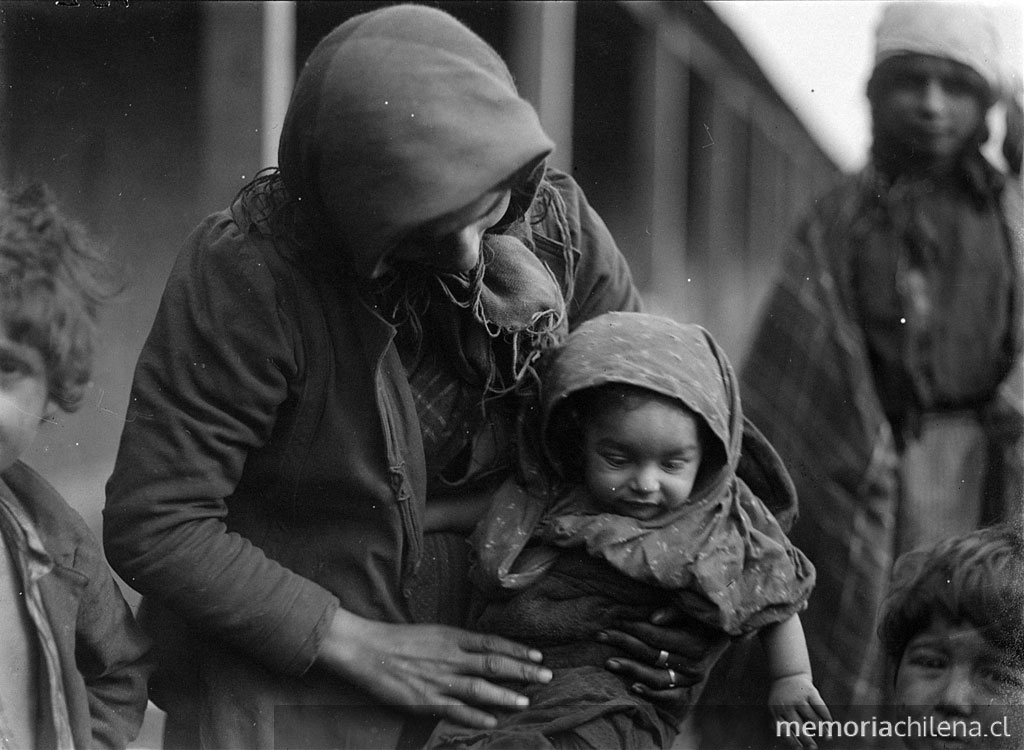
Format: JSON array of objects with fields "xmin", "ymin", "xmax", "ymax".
[
  {"xmin": 509, "ymin": 2, "xmax": 577, "ymax": 174},
  {"xmin": 199, "ymin": 1, "xmax": 263, "ymax": 208},
  {"xmin": 261, "ymin": 1, "xmax": 296, "ymax": 169}
]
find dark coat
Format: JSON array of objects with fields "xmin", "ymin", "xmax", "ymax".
[
  {"xmin": 102, "ymin": 170, "xmax": 640, "ymax": 749},
  {"xmin": 103, "ymin": 7, "xmax": 641, "ymax": 747},
  {"xmin": 1, "ymin": 461, "xmax": 150, "ymax": 750}
]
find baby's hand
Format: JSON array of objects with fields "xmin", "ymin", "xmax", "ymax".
[{"xmin": 768, "ymin": 674, "xmax": 832, "ymax": 750}]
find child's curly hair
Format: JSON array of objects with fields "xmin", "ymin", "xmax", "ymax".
[
  {"xmin": 878, "ymin": 523, "xmax": 1024, "ymax": 670},
  {"xmin": 0, "ymin": 184, "xmax": 118, "ymax": 412}
]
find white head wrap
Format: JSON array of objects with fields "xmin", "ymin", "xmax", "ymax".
[{"xmin": 874, "ymin": 2, "xmax": 1004, "ymax": 99}]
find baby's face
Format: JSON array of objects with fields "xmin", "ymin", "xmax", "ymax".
[
  {"xmin": 582, "ymin": 397, "xmax": 702, "ymax": 521},
  {"xmin": 0, "ymin": 330, "xmax": 50, "ymax": 473},
  {"xmin": 895, "ymin": 618, "xmax": 1024, "ymax": 750}
]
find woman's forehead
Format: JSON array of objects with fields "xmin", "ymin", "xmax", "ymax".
[
  {"xmin": 413, "ymin": 187, "xmax": 512, "ymax": 241},
  {"xmin": 877, "ymin": 53, "xmax": 987, "ymax": 88}
]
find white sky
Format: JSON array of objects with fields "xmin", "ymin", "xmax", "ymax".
[{"xmin": 707, "ymin": 0, "xmax": 1024, "ymax": 172}]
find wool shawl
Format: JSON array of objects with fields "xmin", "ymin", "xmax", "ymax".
[{"xmin": 735, "ymin": 165, "xmax": 1023, "ymax": 709}]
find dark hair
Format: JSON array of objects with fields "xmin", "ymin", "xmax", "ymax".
[
  {"xmin": 0, "ymin": 184, "xmax": 118, "ymax": 411},
  {"xmin": 550, "ymin": 383, "xmax": 719, "ymax": 486},
  {"xmin": 878, "ymin": 524, "xmax": 1024, "ymax": 669}
]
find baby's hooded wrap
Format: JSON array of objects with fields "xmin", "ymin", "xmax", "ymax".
[{"xmin": 471, "ymin": 312, "xmax": 815, "ymax": 636}]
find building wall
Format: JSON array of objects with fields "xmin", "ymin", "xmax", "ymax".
[
  {"xmin": 571, "ymin": 1, "xmax": 838, "ymax": 357},
  {"xmin": 0, "ymin": 1, "xmax": 205, "ymax": 541},
  {"xmin": 0, "ymin": 0, "xmax": 837, "ymax": 558}
]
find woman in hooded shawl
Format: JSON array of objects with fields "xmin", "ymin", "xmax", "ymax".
[
  {"xmin": 101, "ymin": 6, "xmax": 720, "ymax": 749},
  {"xmin": 428, "ymin": 312, "xmax": 826, "ymax": 749},
  {"xmin": 699, "ymin": 5, "xmax": 1024, "ymax": 748}
]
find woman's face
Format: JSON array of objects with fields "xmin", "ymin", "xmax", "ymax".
[
  {"xmin": 373, "ymin": 187, "xmax": 512, "ymax": 278},
  {"xmin": 872, "ymin": 55, "xmax": 986, "ymax": 166},
  {"xmin": 895, "ymin": 618, "xmax": 1024, "ymax": 750}
]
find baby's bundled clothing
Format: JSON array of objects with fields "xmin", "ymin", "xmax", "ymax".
[{"xmin": 431, "ymin": 312, "xmax": 815, "ymax": 749}]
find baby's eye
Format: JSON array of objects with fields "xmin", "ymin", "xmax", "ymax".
[
  {"xmin": 662, "ymin": 459, "xmax": 690, "ymax": 473},
  {"xmin": 600, "ymin": 453, "xmax": 629, "ymax": 469}
]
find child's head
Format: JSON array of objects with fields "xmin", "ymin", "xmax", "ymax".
[
  {"xmin": 866, "ymin": 3, "xmax": 1000, "ymax": 168},
  {"xmin": 879, "ymin": 524, "xmax": 1024, "ymax": 747},
  {"xmin": 0, "ymin": 184, "xmax": 113, "ymax": 471},
  {"xmin": 571, "ymin": 383, "xmax": 706, "ymax": 520},
  {"xmin": 538, "ymin": 312, "xmax": 736, "ymax": 517}
]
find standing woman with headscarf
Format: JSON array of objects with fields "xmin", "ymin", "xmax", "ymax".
[
  {"xmin": 102, "ymin": 6, "xmax": 722, "ymax": 749},
  {"xmin": 717, "ymin": 0, "xmax": 1023, "ymax": 727}
]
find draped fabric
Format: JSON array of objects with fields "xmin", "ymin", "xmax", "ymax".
[
  {"xmin": 472, "ymin": 313, "xmax": 814, "ymax": 637},
  {"xmin": 430, "ymin": 314, "xmax": 813, "ymax": 748},
  {"xmin": 733, "ymin": 167, "xmax": 1023, "ymax": 712}
]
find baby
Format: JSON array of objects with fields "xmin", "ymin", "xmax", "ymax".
[{"xmin": 430, "ymin": 311, "xmax": 829, "ymax": 749}]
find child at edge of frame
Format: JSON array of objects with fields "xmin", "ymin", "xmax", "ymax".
[
  {"xmin": 0, "ymin": 184, "xmax": 150, "ymax": 750},
  {"xmin": 427, "ymin": 310, "xmax": 832, "ymax": 750},
  {"xmin": 875, "ymin": 523, "xmax": 1024, "ymax": 750}
]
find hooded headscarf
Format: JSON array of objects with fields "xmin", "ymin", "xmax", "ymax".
[
  {"xmin": 472, "ymin": 313, "xmax": 815, "ymax": 635},
  {"xmin": 276, "ymin": 4, "xmax": 555, "ymax": 274},
  {"xmin": 872, "ymin": 2, "xmax": 1004, "ymax": 102},
  {"xmin": 238, "ymin": 4, "xmax": 572, "ymax": 398}
]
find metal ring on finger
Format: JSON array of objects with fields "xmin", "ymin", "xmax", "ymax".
[
  {"xmin": 654, "ymin": 649, "xmax": 670, "ymax": 668},
  {"xmin": 667, "ymin": 668, "xmax": 679, "ymax": 688}
]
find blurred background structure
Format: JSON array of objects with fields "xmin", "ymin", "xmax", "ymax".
[{"xmin": 0, "ymin": 1, "xmax": 839, "ymax": 552}]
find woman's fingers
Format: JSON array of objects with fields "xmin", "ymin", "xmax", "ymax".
[
  {"xmin": 604, "ymin": 652, "xmax": 701, "ymax": 690},
  {"xmin": 395, "ymin": 632, "xmax": 550, "ymax": 727},
  {"xmin": 616, "ymin": 609, "xmax": 729, "ymax": 662},
  {"xmin": 321, "ymin": 614, "xmax": 552, "ymax": 728},
  {"xmin": 463, "ymin": 632, "xmax": 545, "ymax": 668},
  {"xmin": 597, "ymin": 627, "xmax": 717, "ymax": 684},
  {"xmin": 595, "ymin": 609, "xmax": 731, "ymax": 699},
  {"xmin": 623, "ymin": 679, "xmax": 692, "ymax": 704}
]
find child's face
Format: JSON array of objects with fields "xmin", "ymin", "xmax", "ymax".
[
  {"xmin": 895, "ymin": 617, "xmax": 1024, "ymax": 749},
  {"xmin": 0, "ymin": 331, "xmax": 50, "ymax": 473},
  {"xmin": 582, "ymin": 396, "xmax": 702, "ymax": 521},
  {"xmin": 873, "ymin": 54, "xmax": 986, "ymax": 165}
]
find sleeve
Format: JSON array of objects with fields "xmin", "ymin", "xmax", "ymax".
[
  {"xmin": 73, "ymin": 537, "xmax": 152, "ymax": 750},
  {"xmin": 102, "ymin": 213, "xmax": 338, "ymax": 676},
  {"xmin": 538, "ymin": 168, "xmax": 643, "ymax": 325},
  {"xmin": 982, "ymin": 180, "xmax": 1024, "ymax": 523}
]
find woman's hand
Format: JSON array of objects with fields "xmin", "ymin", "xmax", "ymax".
[
  {"xmin": 316, "ymin": 608, "xmax": 553, "ymax": 729},
  {"xmin": 596, "ymin": 605, "xmax": 730, "ymax": 702}
]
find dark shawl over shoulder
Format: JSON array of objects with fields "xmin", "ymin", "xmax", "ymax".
[
  {"xmin": 2, "ymin": 461, "xmax": 150, "ymax": 750},
  {"xmin": 734, "ymin": 170, "xmax": 1023, "ymax": 709}
]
